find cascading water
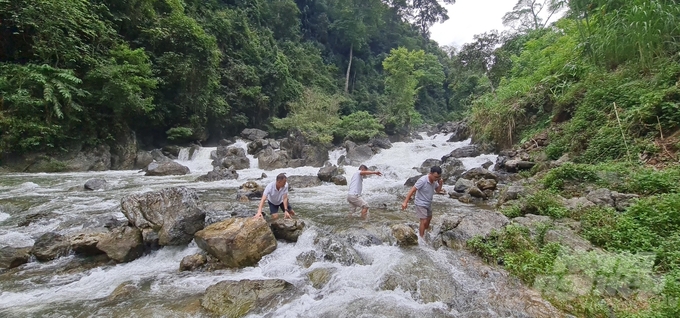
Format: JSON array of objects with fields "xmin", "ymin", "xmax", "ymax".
[{"xmin": 0, "ymin": 134, "xmax": 563, "ymax": 317}]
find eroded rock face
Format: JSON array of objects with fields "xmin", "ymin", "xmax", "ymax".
[
  {"xmin": 193, "ymin": 218, "xmax": 277, "ymax": 268},
  {"xmin": 121, "ymin": 187, "xmax": 205, "ymax": 246},
  {"xmin": 241, "ymin": 128, "xmax": 269, "ymax": 141},
  {"xmin": 96, "ymin": 226, "xmax": 144, "ymax": 263},
  {"xmin": 0, "ymin": 246, "xmax": 31, "ymax": 269},
  {"xmin": 84, "ymin": 178, "xmax": 108, "ymax": 191},
  {"xmin": 269, "ymin": 219, "xmax": 305, "ymax": 242},
  {"xmin": 344, "ymin": 141, "xmax": 374, "ymax": 166},
  {"xmin": 69, "ymin": 230, "xmax": 108, "ymax": 256},
  {"xmin": 318, "ymin": 165, "xmax": 339, "ymax": 182},
  {"xmin": 31, "ymin": 232, "xmax": 70, "ymax": 262},
  {"xmin": 439, "ymin": 211, "xmax": 510, "ymax": 249},
  {"xmin": 145, "ymin": 161, "xmax": 190, "ymax": 176},
  {"xmin": 391, "ymin": 224, "xmax": 418, "ymax": 247},
  {"xmin": 201, "ymin": 279, "xmax": 293, "ymax": 318}
]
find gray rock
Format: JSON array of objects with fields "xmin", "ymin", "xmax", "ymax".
[
  {"xmin": 269, "ymin": 219, "xmax": 305, "ymax": 242},
  {"xmin": 194, "ymin": 218, "xmax": 277, "ymax": 268},
  {"xmin": 344, "ymin": 141, "xmax": 374, "ymax": 166},
  {"xmin": 241, "ymin": 128, "xmax": 269, "ymax": 141},
  {"xmin": 404, "ymin": 175, "xmax": 424, "ymax": 187},
  {"xmin": 504, "ymin": 160, "xmax": 536, "ymax": 172},
  {"xmin": 454, "ymin": 178, "xmax": 475, "ymax": 193},
  {"xmin": 0, "ymin": 246, "xmax": 31, "ymax": 269},
  {"xmin": 84, "ymin": 178, "xmax": 107, "ymax": 191},
  {"xmin": 467, "ymin": 186, "xmax": 487, "ymax": 199},
  {"xmin": 236, "ymin": 181, "xmax": 264, "ymax": 202},
  {"xmin": 331, "ymin": 175, "xmax": 347, "ymax": 186},
  {"xmin": 110, "ymin": 129, "xmax": 137, "ymax": 170},
  {"xmin": 419, "ymin": 159, "xmax": 442, "ymax": 174},
  {"xmin": 440, "ymin": 211, "xmax": 510, "ymax": 249},
  {"xmin": 195, "ymin": 167, "xmax": 239, "ymax": 182},
  {"xmin": 476, "ymin": 179, "xmax": 497, "ymax": 191},
  {"xmin": 461, "ymin": 167, "xmax": 498, "ymax": 181},
  {"xmin": 213, "ymin": 146, "xmax": 250, "ymax": 170},
  {"xmin": 564, "ymin": 197, "xmax": 595, "ymax": 212},
  {"xmin": 586, "ymin": 188, "xmax": 614, "ymax": 208},
  {"xmin": 287, "ymin": 175, "xmax": 322, "ymax": 188},
  {"xmin": 368, "ymin": 136, "xmax": 392, "ymax": 150},
  {"xmin": 145, "ymin": 161, "xmax": 190, "ymax": 176},
  {"xmin": 150, "ymin": 149, "xmax": 171, "ymax": 163},
  {"xmin": 391, "ymin": 224, "xmax": 418, "ymax": 246},
  {"xmin": 441, "ymin": 157, "xmax": 466, "ymax": 184},
  {"xmin": 441, "ymin": 145, "xmax": 480, "ymax": 161},
  {"xmin": 134, "ymin": 151, "xmax": 154, "ymax": 170},
  {"xmin": 308, "ymin": 267, "xmax": 336, "ymax": 289},
  {"xmin": 500, "ymin": 185, "xmax": 526, "ymax": 202},
  {"xmin": 257, "ymin": 148, "xmax": 290, "ymax": 170},
  {"xmin": 481, "ymin": 160, "xmax": 494, "ymax": 169},
  {"xmin": 180, "ymin": 253, "xmax": 208, "ymax": 271},
  {"xmin": 121, "ymin": 187, "xmax": 205, "ymax": 246},
  {"xmin": 69, "ymin": 230, "xmax": 107, "ymax": 256},
  {"xmin": 317, "ymin": 236, "xmax": 365, "ymax": 266},
  {"xmin": 612, "ymin": 192, "xmax": 639, "ymax": 211},
  {"xmin": 201, "ymin": 279, "xmax": 293, "ymax": 317},
  {"xmin": 296, "ymin": 251, "xmax": 318, "ymax": 268},
  {"xmin": 318, "ymin": 165, "xmax": 339, "ymax": 182},
  {"xmin": 31, "ymin": 232, "xmax": 70, "ymax": 262},
  {"xmin": 96, "ymin": 226, "xmax": 144, "ymax": 263}
]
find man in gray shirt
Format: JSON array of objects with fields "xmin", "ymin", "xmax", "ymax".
[
  {"xmin": 254, "ymin": 173, "xmax": 295, "ymax": 219},
  {"xmin": 401, "ymin": 166, "xmax": 443, "ymax": 237},
  {"xmin": 347, "ymin": 164, "xmax": 382, "ymax": 218}
]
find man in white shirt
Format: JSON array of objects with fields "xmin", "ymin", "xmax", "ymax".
[
  {"xmin": 401, "ymin": 166, "xmax": 443, "ymax": 237},
  {"xmin": 254, "ymin": 173, "xmax": 295, "ymax": 219},
  {"xmin": 347, "ymin": 164, "xmax": 382, "ymax": 218}
]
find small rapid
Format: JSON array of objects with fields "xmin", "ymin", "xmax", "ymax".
[{"xmin": 0, "ymin": 134, "xmax": 563, "ymax": 317}]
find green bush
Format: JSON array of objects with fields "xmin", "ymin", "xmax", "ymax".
[
  {"xmin": 505, "ymin": 190, "xmax": 569, "ymax": 219},
  {"xmin": 542, "ymin": 163, "xmax": 599, "ymax": 191},
  {"xmin": 333, "ymin": 111, "xmax": 384, "ymax": 142},
  {"xmin": 166, "ymin": 127, "xmax": 194, "ymax": 142},
  {"xmin": 580, "ymin": 206, "xmax": 618, "ymax": 247}
]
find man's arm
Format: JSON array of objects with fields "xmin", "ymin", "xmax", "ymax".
[
  {"xmin": 401, "ymin": 186, "xmax": 417, "ymax": 210},
  {"xmin": 282, "ymin": 193, "xmax": 291, "ymax": 219},
  {"xmin": 360, "ymin": 170, "xmax": 382, "ymax": 176},
  {"xmin": 436, "ymin": 179, "xmax": 444, "ymax": 193},
  {"xmin": 254, "ymin": 194, "xmax": 267, "ymax": 219}
]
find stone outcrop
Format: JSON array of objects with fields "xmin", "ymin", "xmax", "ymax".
[
  {"xmin": 257, "ymin": 147, "xmax": 290, "ymax": 170},
  {"xmin": 121, "ymin": 187, "xmax": 205, "ymax": 246},
  {"xmin": 201, "ymin": 279, "xmax": 293, "ymax": 318},
  {"xmin": 391, "ymin": 224, "xmax": 418, "ymax": 246},
  {"xmin": 195, "ymin": 167, "xmax": 238, "ymax": 182},
  {"xmin": 269, "ymin": 218, "xmax": 305, "ymax": 242},
  {"xmin": 212, "ymin": 146, "xmax": 250, "ymax": 170},
  {"xmin": 241, "ymin": 128, "xmax": 268, "ymax": 141},
  {"xmin": 287, "ymin": 175, "xmax": 322, "ymax": 188},
  {"xmin": 0, "ymin": 246, "xmax": 31, "ymax": 269},
  {"xmin": 439, "ymin": 211, "xmax": 510, "ymax": 249},
  {"xmin": 145, "ymin": 161, "xmax": 190, "ymax": 176},
  {"xmin": 31, "ymin": 232, "xmax": 70, "ymax": 262},
  {"xmin": 344, "ymin": 141, "xmax": 374, "ymax": 166},
  {"xmin": 180, "ymin": 253, "xmax": 208, "ymax": 271},
  {"xmin": 194, "ymin": 218, "xmax": 277, "ymax": 268},
  {"xmin": 69, "ymin": 230, "xmax": 108, "ymax": 256},
  {"xmin": 96, "ymin": 226, "xmax": 145, "ymax": 263},
  {"xmin": 317, "ymin": 165, "xmax": 339, "ymax": 182},
  {"xmin": 84, "ymin": 178, "xmax": 108, "ymax": 191}
]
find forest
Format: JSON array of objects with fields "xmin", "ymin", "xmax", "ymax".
[{"xmin": 2, "ymin": 0, "xmax": 680, "ymax": 316}]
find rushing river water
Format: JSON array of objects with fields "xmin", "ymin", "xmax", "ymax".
[{"xmin": 0, "ymin": 134, "xmax": 562, "ymax": 317}]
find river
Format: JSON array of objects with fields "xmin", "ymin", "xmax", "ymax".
[{"xmin": 0, "ymin": 133, "xmax": 562, "ymax": 317}]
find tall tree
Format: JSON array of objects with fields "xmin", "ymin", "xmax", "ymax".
[
  {"xmin": 502, "ymin": 0, "xmax": 561, "ymax": 32},
  {"xmin": 387, "ymin": 0, "xmax": 456, "ymax": 35}
]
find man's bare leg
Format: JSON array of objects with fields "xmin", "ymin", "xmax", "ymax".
[
  {"xmin": 424, "ymin": 216, "xmax": 432, "ymax": 231},
  {"xmin": 419, "ymin": 219, "xmax": 428, "ymax": 237},
  {"xmin": 360, "ymin": 207, "xmax": 369, "ymax": 219}
]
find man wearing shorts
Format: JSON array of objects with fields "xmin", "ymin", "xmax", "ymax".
[
  {"xmin": 254, "ymin": 173, "xmax": 295, "ymax": 219},
  {"xmin": 347, "ymin": 164, "xmax": 382, "ymax": 218},
  {"xmin": 401, "ymin": 166, "xmax": 443, "ymax": 237}
]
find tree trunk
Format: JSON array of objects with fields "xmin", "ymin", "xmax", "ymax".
[{"xmin": 344, "ymin": 44, "xmax": 353, "ymax": 94}]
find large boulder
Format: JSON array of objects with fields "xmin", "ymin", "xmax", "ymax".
[
  {"xmin": 69, "ymin": 230, "xmax": 108, "ymax": 256},
  {"xmin": 440, "ymin": 157, "xmax": 466, "ymax": 184},
  {"xmin": 441, "ymin": 145, "xmax": 480, "ymax": 161},
  {"xmin": 419, "ymin": 159, "xmax": 442, "ymax": 174},
  {"xmin": 212, "ymin": 146, "xmax": 250, "ymax": 170},
  {"xmin": 344, "ymin": 141, "xmax": 374, "ymax": 166},
  {"xmin": 287, "ymin": 130, "xmax": 329, "ymax": 167},
  {"xmin": 404, "ymin": 175, "xmax": 424, "ymax": 187},
  {"xmin": 194, "ymin": 218, "xmax": 277, "ymax": 268},
  {"xmin": 121, "ymin": 187, "xmax": 206, "ymax": 246},
  {"xmin": 439, "ymin": 211, "xmax": 510, "ymax": 249},
  {"xmin": 110, "ymin": 128, "xmax": 138, "ymax": 170},
  {"xmin": 0, "ymin": 246, "xmax": 31, "ymax": 269},
  {"xmin": 134, "ymin": 150, "xmax": 154, "ymax": 170},
  {"xmin": 31, "ymin": 232, "xmax": 70, "ymax": 262},
  {"xmin": 180, "ymin": 253, "xmax": 208, "ymax": 271},
  {"xmin": 391, "ymin": 224, "xmax": 418, "ymax": 246},
  {"xmin": 287, "ymin": 175, "xmax": 322, "ymax": 188},
  {"xmin": 96, "ymin": 226, "xmax": 144, "ymax": 263},
  {"xmin": 145, "ymin": 161, "xmax": 190, "ymax": 176},
  {"xmin": 241, "ymin": 128, "xmax": 269, "ymax": 141},
  {"xmin": 269, "ymin": 219, "xmax": 305, "ymax": 242},
  {"xmin": 26, "ymin": 144, "xmax": 111, "ymax": 172},
  {"xmin": 446, "ymin": 121, "xmax": 470, "ymax": 142},
  {"xmin": 257, "ymin": 147, "xmax": 290, "ymax": 170},
  {"xmin": 84, "ymin": 178, "xmax": 108, "ymax": 191},
  {"xmin": 368, "ymin": 136, "xmax": 392, "ymax": 150},
  {"xmin": 504, "ymin": 160, "xmax": 536, "ymax": 172},
  {"xmin": 461, "ymin": 167, "xmax": 498, "ymax": 181},
  {"xmin": 195, "ymin": 167, "xmax": 239, "ymax": 182},
  {"xmin": 201, "ymin": 279, "xmax": 293, "ymax": 318},
  {"xmin": 236, "ymin": 181, "xmax": 264, "ymax": 202},
  {"xmin": 317, "ymin": 165, "xmax": 339, "ymax": 182}
]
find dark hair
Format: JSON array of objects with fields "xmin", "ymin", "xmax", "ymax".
[
  {"xmin": 359, "ymin": 164, "xmax": 368, "ymax": 170},
  {"xmin": 430, "ymin": 166, "xmax": 442, "ymax": 175},
  {"xmin": 276, "ymin": 173, "xmax": 287, "ymax": 181}
]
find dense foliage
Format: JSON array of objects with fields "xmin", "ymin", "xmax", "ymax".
[{"xmin": 0, "ymin": 0, "xmax": 455, "ymax": 155}]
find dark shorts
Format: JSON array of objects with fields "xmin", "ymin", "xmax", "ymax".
[{"xmin": 268, "ymin": 201, "xmax": 292, "ymax": 215}]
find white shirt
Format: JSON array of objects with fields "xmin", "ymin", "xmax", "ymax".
[
  {"xmin": 348, "ymin": 171, "xmax": 363, "ymax": 196},
  {"xmin": 263, "ymin": 181, "xmax": 288, "ymax": 205}
]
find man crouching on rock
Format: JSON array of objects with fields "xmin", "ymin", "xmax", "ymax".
[{"xmin": 254, "ymin": 173, "xmax": 295, "ymax": 220}]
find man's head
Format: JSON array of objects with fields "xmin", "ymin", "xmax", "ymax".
[
  {"xmin": 428, "ymin": 166, "xmax": 442, "ymax": 182},
  {"xmin": 359, "ymin": 164, "xmax": 368, "ymax": 171},
  {"xmin": 276, "ymin": 173, "xmax": 287, "ymax": 187}
]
